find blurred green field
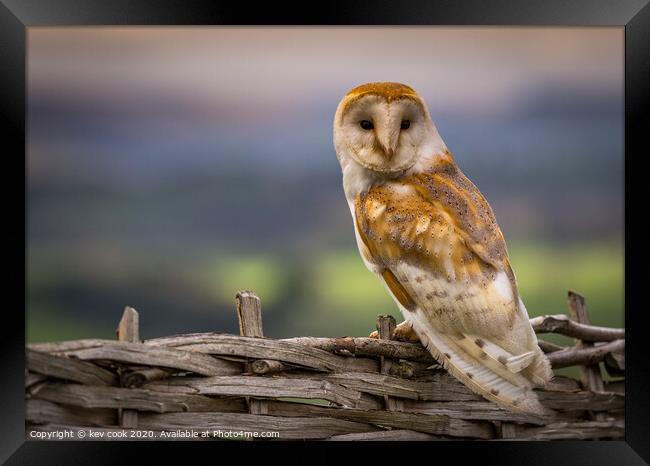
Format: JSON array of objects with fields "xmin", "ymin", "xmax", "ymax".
[
  {"xmin": 292, "ymin": 240, "xmax": 623, "ymax": 337},
  {"xmin": 27, "ymin": 240, "xmax": 623, "ymax": 347}
]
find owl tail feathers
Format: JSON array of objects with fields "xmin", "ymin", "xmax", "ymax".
[
  {"xmin": 410, "ymin": 314, "xmax": 550, "ymax": 416},
  {"xmin": 522, "ymin": 350, "xmax": 554, "ymax": 387},
  {"xmin": 517, "ymin": 298, "xmax": 555, "ymax": 387}
]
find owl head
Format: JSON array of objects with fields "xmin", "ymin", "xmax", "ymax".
[{"xmin": 333, "ymin": 82, "xmax": 447, "ymax": 174}]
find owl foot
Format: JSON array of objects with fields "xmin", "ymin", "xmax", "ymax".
[
  {"xmin": 394, "ymin": 321, "xmax": 421, "ymax": 342},
  {"xmin": 369, "ymin": 321, "xmax": 420, "ymax": 343}
]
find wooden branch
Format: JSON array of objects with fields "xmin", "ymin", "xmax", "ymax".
[
  {"xmin": 388, "ymin": 360, "xmax": 417, "ymax": 379},
  {"xmin": 33, "ymin": 382, "xmax": 248, "ymax": 414},
  {"xmin": 237, "ymin": 290, "xmax": 267, "ymax": 414},
  {"xmin": 27, "ymin": 399, "xmax": 116, "ymax": 427},
  {"xmin": 603, "ymin": 380, "xmax": 624, "ymax": 394},
  {"xmin": 501, "ymin": 420, "xmax": 624, "ymax": 440},
  {"xmin": 544, "ymin": 376, "xmax": 581, "ymax": 392},
  {"xmin": 26, "ymin": 350, "xmax": 118, "ymax": 386},
  {"xmin": 251, "ymin": 360, "xmax": 290, "ymax": 375},
  {"xmin": 58, "ymin": 342, "xmax": 242, "ymax": 376},
  {"xmin": 546, "ymin": 339, "xmax": 624, "ymax": 369},
  {"xmin": 568, "ymin": 292, "xmax": 605, "ymax": 392},
  {"xmin": 567, "ymin": 292, "xmax": 606, "ymax": 422},
  {"xmin": 117, "ymin": 306, "xmax": 140, "ymax": 428},
  {"xmin": 264, "ymin": 400, "xmax": 492, "ymax": 439},
  {"xmin": 281, "ymin": 336, "xmax": 434, "ymax": 362},
  {"xmin": 142, "ymin": 375, "xmax": 369, "ymax": 409},
  {"xmin": 145, "ymin": 334, "xmax": 381, "ymax": 373},
  {"xmin": 325, "ymin": 429, "xmax": 446, "ymax": 441},
  {"xmin": 377, "ymin": 315, "xmax": 402, "ymax": 412},
  {"xmin": 604, "ymin": 350, "xmax": 625, "ymax": 378},
  {"xmin": 530, "ymin": 314, "xmax": 624, "ymax": 342},
  {"xmin": 25, "ymin": 371, "xmax": 48, "ymax": 389},
  {"xmin": 116, "ymin": 306, "xmax": 139, "ymax": 343},
  {"xmin": 137, "ymin": 412, "xmax": 381, "ymax": 440},
  {"xmin": 236, "ymin": 291, "xmax": 264, "ymax": 338},
  {"xmin": 537, "ymin": 340, "xmax": 565, "ymax": 353},
  {"xmin": 29, "ymin": 339, "xmax": 116, "ymax": 353},
  {"xmin": 321, "ymin": 371, "xmax": 482, "ymax": 402},
  {"xmin": 120, "ymin": 367, "xmax": 175, "ymax": 388},
  {"xmin": 401, "ymin": 400, "xmax": 552, "ymax": 425},
  {"xmin": 536, "ymin": 390, "xmax": 624, "ymax": 412}
]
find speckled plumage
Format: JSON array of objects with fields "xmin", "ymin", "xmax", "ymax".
[{"xmin": 333, "ymin": 82, "xmax": 553, "ymax": 415}]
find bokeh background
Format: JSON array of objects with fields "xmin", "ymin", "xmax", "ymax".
[{"xmin": 27, "ymin": 27, "xmax": 623, "ymax": 349}]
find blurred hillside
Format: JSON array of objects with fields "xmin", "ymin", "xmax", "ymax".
[{"xmin": 27, "ymin": 27, "xmax": 623, "ymax": 342}]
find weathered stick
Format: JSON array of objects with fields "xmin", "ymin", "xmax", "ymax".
[
  {"xmin": 56, "ymin": 341, "xmax": 242, "ymax": 376},
  {"xmin": 116, "ymin": 306, "xmax": 140, "ymax": 428},
  {"xmin": 530, "ymin": 314, "xmax": 624, "ymax": 342},
  {"xmin": 325, "ymin": 429, "xmax": 446, "ymax": 441},
  {"xmin": 497, "ymin": 420, "xmax": 624, "ymax": 440},
  {"xmin": 236, "ymin": 291, "xmax": 268, "ymax": 415},
  {"xmin": 280, "ymin": 336, "xmax": 433, "ymax": 362},
  {"xmin": 236, "ymin": 291, "xmax": 264, "ymax": 338},
  {"xmin": 143, "ymin": 375, "xmax": 370, "ymax": 409},
  {"xmin": 33, "ymin": 382, "xmax": 248, "ymax": 414},
  {"xmin": 145, "ymin": 334, "xmax": 380, "ymax": 372},
  {"xmin": 567, "ymin": 292, "xmax": 606, "ymax": 422},
  {"xmin": 120, "ymin": 367, "xmax": 175, "ymax": 388},
  {"xmin": 27, "ymin": 399, "xmax": 117, "ymax": 427},
  {"xmin": 26, "ymin": 349, "xmax": 118, "ymax": 386},
  {"xmin": 537, "ymin": 340, "xmax": 565, "ymax": 353},
  {"xmin": 377, "ymin": 315, "xmax": 403, "ymax": 412},
  {"xmin": 136, "ymin": 411, "xmax": 380, "ymax": 440},
  {"xmin": 264, "ymin": 400, "xmax": 492, "ymax": 439},
  {"xmin": 251, "ymin": 360, "xmax": 290, "ymax": 375},
  {"xmin": 567, "ymin": 292, "xmax": 605, "ymax": 391},
  {"xmin": 545, "ymin": 339, "xmax": 624, "ymax": 369}
]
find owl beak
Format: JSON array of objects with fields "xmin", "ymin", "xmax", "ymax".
[{"xmin": 378, "ymin": 129, "xmax": 398, "ymax": 160}]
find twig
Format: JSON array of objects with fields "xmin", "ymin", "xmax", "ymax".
[
  {"xmin": 546, "ymin": 339, "xmax": 624, "ymax": 369},
  {"xmin": 530, "ymin": 314, "xmax": 624, "ymax": 342}
]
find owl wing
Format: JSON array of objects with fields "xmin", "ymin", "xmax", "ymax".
[{"xmin": 354, "ymin": 163, "xmax": 553, "ymax": 414}]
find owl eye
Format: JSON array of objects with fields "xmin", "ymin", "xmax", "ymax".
[
  {"xmin": 401, "ymin": 120, "xmax": 411, "ymax": 130},
  {"xmin": 359, "ymin": 120, "xmax": 374, "ymax": 130}
]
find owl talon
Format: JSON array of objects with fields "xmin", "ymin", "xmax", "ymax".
[
  {"xmin": 394, "ymin": 321, "xmax": 421, "ymax": 343},
  {"xmin": 369, "ymin": 323, "xmax": 419, "ymax": 342}
]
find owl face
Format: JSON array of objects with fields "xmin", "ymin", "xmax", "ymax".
[{"xmin": 333, "ymin": 82, "xmax": 440, "ymax": 174}]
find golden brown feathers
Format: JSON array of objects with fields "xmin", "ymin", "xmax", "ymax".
[{"xmin": 338, "ymin": 82, "xmax": 425, "ymax": 120}]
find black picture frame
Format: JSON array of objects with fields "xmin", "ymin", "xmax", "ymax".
[{"xmin": 2, "ymin": 1, "xmax": 647, "ymax": 464}]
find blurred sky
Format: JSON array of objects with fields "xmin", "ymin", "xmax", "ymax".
[
  {"xmin": 27, "ymin": 27, "xmax": 624, "ymax": 340},
  {"xmin": 28, "ymin": 27, "xmax": 623, "ymax": 175}
]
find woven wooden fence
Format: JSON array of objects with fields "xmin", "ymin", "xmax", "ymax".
[{"xmin": 26, "ymin": 290, "xmax": 624, "ymax": 440}]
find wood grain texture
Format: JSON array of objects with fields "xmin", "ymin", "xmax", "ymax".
[
  {"xmin": 52, "ymin": 342, "xmax": 241, "ymax": 376},
  {"xmin": 117, "ymin": 306, "xmax": 140, "ymax": 428},
  {"xmin": 505, "ymin": 420, "xmax": 624, "ymax": 440},
  {"xmin": 325, "ymin": 429, "xmax": 449, "ymax": 441},
  {"xmin": 27, "ymin": 399, "xmax": 117, "ymax": 427},
  {"xmin": 236, "ymin": 291, "xmax": 264, "ymax": 338},
  {"xmin": 33, "ymin": 382, "xmax": 249, "ymax": 414},
  {"xmin": 143, "ymin": 375, "xmax": 369, "ymax": 409},
  {"xmin": 264, "ymin": 400, "xmax": 492, "ymax": 439},
  {"xmin": 137, "ymin": 412, "xmax": 381, "ymax": 440},
  {"xmin": 27, "ymin": 350, "xmax": 118, "ymax": 386}
]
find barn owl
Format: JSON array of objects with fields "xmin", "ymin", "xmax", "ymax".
[{"xmin": 333, "ymin": 82, "xmax": 553, "ymax": 414}]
